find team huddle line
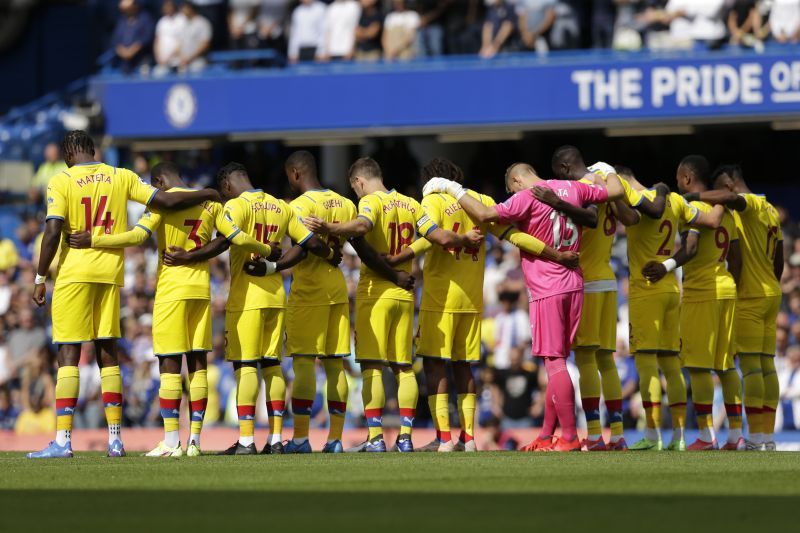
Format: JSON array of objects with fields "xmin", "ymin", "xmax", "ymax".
[{"xmin": 27, "ymin": 131, "xmax": 782, "ymax": 457}]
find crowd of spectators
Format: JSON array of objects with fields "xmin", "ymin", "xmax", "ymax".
[
  {"xmin": 3, "ymin": 145, "xmax": 800, "ymax": 440},
  {"xmin": 106, "ymin": 0, "xmax": 800, "ymax": 75}
]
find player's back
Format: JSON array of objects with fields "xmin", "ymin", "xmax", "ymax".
[
  {"xmin": 226, "ymin": 189, "xmax": 300, "ymax": 311},
  {"xmin": 358, "ymin": 189, "xmax": 424, "ymax": 301},
  {"xmin": 46, "ymin": 162, "xmax": 156, "ymax": 286},
  {"xmin": 577, "ymin": 178, "xmax": 616, "ymax": 283},
  {"xmin": 627, "ymin": 191, "xmax": 697, "ymax": 296},
  {"xmin": 148, "ymin": 188, "xmax": 220, "ymax": 302},
  {"xmin": 733, "ymin": 194, "xmax": 782, "ymax": 298},
  {"xmin": 419, "ymin": 190, "xmax": 489, "ymax": 312},
  {"xmin": 681, "ymin": 201, "xmax": 738, "ymax": 302},
  {"xmin": 289, "ymin": 189, "xmax": 355, "ymax": 306}
]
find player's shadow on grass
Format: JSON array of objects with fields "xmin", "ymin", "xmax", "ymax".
[{"xmin": 0, "ymin": 490, "xmax": 794, "ymax": 532}]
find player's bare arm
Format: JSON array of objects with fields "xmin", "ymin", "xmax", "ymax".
[
  {"xmin": 643, "ymin": 230, "xmax": 699, "ymax": 283},
  {"xmin": 686, "ymin": 190, "xmax": 747, "ymax": 212},
  {"xmin": 635, "ymin": 182, "xmax": 669, "ymax": 219},
  {"xmin": 349, "ymin": 235, "xmax": 414, "ymax": 290},
  {"xmin": 692, "ymin": 203, "xmax": 725, "ymax": 229},
  {"xmin": 532, "ymin": 185, "xmax": 598, "ymax": 228},
  {"xmin": 245, "ymin": 245, "xmax": 310, "ymax": 277},
  {"xmin": 32, "ymin": 218, "xmax": 62, "ymax": 307},
  {"xmin": 149, "ymin": 188, "xmax": 222, "ymax": 210},
  {"xmin": 500, "ymin": 228, "xmax": 578, "ymax": 269},
  {"xmin": 385, "ymin": 246, "xmax": 416, "ymax": 267},
  {"xmin": 727, "ymin": 239, "xmax": 742, "ymax": 285},
  {"xmin": 68, "ymin": 226, "xmax": 150, "ymax": 249},
  {"xmin": 775, "ymin": 238, "xmax": 785, "ymax": 281},
  {"xmin": 424, "ymin": 227, "xmax": 484, "ymax": 249},
  {"xmin": 304, "ymin": 215, "xmax": 371, "ymax": 238},
  {"xmin": 612, "ymin": 198, "xmax": 640, "ymax": 226}
]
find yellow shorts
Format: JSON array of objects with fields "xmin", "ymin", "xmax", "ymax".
[
  {"xmin": 52, "ymin": 282, "xmax": 120, "ymax": 343},
  {"xmin": 628, "ymin": 292, "xmax": 680, "ymax": 354},
  {"xmin": 735, "ymin": 296, "xmax": 781, "ymax": 356},
  {"xmin": 680, "ymin": 299, "xmax": 736, "ymax": 371},
  {"xmin": 153, "ymin": 299, "xmax": 212, "ymax": 356},
  {"xmin": 286, "ymin": 303, "xmax": 350, "ymax": 358},
  {"xmin": 355, "ymin": 298, "xmax": 413, "ymax": 366},
  {"xmin": 225, "ymin": 308, "xmax": 285, "ymax": 362},
  {"xmin": 574, "ymin": 290, "xmax": 617, "ymax": 351},
  {"xmin": 416, "ymin": 310, "xmax": 481, "ymax": 363}
]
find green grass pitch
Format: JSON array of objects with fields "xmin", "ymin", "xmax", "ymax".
[{"xmin": 2, "ymin": 452, "xmax": 799, "ymax": 532}]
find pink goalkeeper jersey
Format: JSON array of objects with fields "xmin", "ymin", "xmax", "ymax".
[{"xmin": 494, "ymin": 180, "xmax": 609, "ymax": 301}]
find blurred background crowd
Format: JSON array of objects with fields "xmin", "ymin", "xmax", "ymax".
[
  {"xmin": 98, "ymin": 0, "xmax": 800, "ymax": 75},
  {"xmin": 2, "ymin": 144, "xmax": 800, "ymax": 449}
]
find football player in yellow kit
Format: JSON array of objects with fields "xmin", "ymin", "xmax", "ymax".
[
  {"xmin": 384, "ymin": 158, "xmax": 577, "ymax": 453},
  {"xmin": 687, "ymin": 164, "xmax": 784, "ymax": 450},
  {"xmin": 304, "ymin": 157, "xmax": 483, "ymax": 452},
  {"xmin": 644, "ymin": 155, "xmax": 740, "ymax": 451},
  {"xmin": 29, "ymin": 131, "xmax": 219, "ymax": 459}
]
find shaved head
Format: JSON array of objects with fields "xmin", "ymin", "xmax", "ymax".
[{"xmin": 504, "ymin": 162, "xmax": 541, "ymax": 193}]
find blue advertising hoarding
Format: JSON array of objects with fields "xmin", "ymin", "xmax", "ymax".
[{"xmin": 91, "ymin": 48, "xmax": 800, "ymax": 138}]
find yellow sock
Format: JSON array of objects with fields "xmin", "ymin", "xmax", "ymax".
[
  {"xmin": 55, "ymin": 366, "xmax": 80, "ymax": 444},
  {"xmin": 720, "ymin": 369, "xmax": 743, "ymax": 435},
  {"xmin": 457, "ymin": 393, "xmax": 476, "ymax": 443},
  {"xmin": 323, "ymin": 358, "xmax": 348, "ymax": 441},
  {"xmin": 188, "ymin": 369, "xmax": 207, "ymax": 442},
  {"xmin": 431, "ymin": 393, "xmax": 450, "ymax": 442},
  {"xmin": 159, "ymin": 373, "xmax": 182, "ymax": 446},
  {"xmin": 658, "ymin": 355, "xmax": 687, "ymax": 431},
  {"xmin": 597, "ymin": 350, "xmax": 624, "ymax": 438},
  {"xmin": 397, "ymin": 368, "xmax": 418, "ymax": 437},
  {"xmin": 739, "ymin": 354, "xmax": 764, "ymax": 436},
  {"xmin": 635, "ymin": 353, "xmax": 662, "ymax": 435},
  {"xmin": 100, "ymin": 366, "xmax": 123, "ymax": 443},
  {"xmin": 689, "ymin": 368, "xmax": 715, "ymax": 441},
  {"xmin": 362, "ymin": 367, "xmax": 385, "ymax": 440},
  {"xmin": 262, "ymin": 364, "xmax": 286, "ymax": 443},
  {"xmin": 291, "ymin": 357, "xmax": 316, "ymax": 441},
  {"xmin": 575, "ymin": 348, "xmax": 602, "ymax": 439},
  {"xmin": 235, "ymin": 366, "xmax": 259, "ymax": 444},
  {"xmin": 761, "ymin": 355, "xmax": 779, "ymax": 438}
]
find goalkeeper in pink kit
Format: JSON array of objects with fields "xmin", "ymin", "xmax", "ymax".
[{"xmin": 423, "ymin": 161, "xmax": 625, "ymax": 451}]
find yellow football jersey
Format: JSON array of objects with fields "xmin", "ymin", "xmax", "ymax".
[
  {"xmin": 680, "ymin": 201, "xmax": 739, "ymax": 302},
  {"xmin": 45, "ymin": 162, "xmax": 156, "ymax": 285},
  {"xmin": 415, "ymin": 190, "xmax": 531, "ymax": 312},
  {"xmin": 289, "ymin": 189, "xmax": 356, "ymax": 306},
  {"xmin": 136, "ymin": 188, "xmax": 240, "ymax": 302},
  {"xmin": 357, "ymin": 189, "xmax": 437, "ymax": 301},
  {"xmin": 578, "ymin": 176, "xmax": 644, "ymax": 283},
  {"xmin": 628, "ymin": 191, "xmax": 700, "ymax": 296},
  {"xmin": 733, "ymin": 194, "xmax": 782, "ymax": 299},
  {"xmin": 225, "ymin": 189, "xmax": 312, "ymax": 312}
]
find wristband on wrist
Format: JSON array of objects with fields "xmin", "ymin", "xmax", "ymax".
[
  {"xmin": 455, "ymin": 188, "xmax": 467, "ymax": 201},
  {"xmin": 326, "ymin": 247, "xmax": 335, "ymax": 260},
  {"xmin": 35, "ymin": 274, "xmax": 46, "ymax": 285},
  {"xmin": 662, "ymin": 258, "xmax": 677, "ymax": 273}
]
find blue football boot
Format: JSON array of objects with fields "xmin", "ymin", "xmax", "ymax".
[
  {"xmin": 27, "ymin": 441, "xmax": 74, "ymax": 459},
  {"xmin": 284, "ymin": 439, "xmax": 313, "ymax": 454},
  {"xmin": 322, "ymin": 440, "xmax": 344, "ymax": 453}
]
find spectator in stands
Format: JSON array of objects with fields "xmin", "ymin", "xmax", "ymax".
[
  {"xmin": 491, "ymin": 289, "xmax": 531, "ymax": 370},
  {"xmin": 354, "ymin": 0, "xmax": 383, "ymax": 62},
  {"xmin": 192, "ymin": 0, "xmax": 228, "ymax": 50},
  {"xmin": 228, "ymin": 0, "xmax": 262, "ymax": 51},
  {"xmin": 153, "ymin": 0, "xmax": 186, "ymax": 76},
  {"xmin": 547, "ymin": 1, "xmax": 581, "ymax": 49},
  {"xmin": 288, "ymin": 0, "xmax": 327, "ymax": 63},
  {"xmin": 6, "ymin": 310, "xmax": 47, "ymax": 382},
  {"xmin": 383, "ymin": 0, "xmax": 420, "ymax": 61},
  {"xmin": 444, "ymin": 0, "xmax": 485, "ymax": 55},
  {"xmin": 766, "ymin": 0, "xmax": 800, "ymax": 43},
  {"xmin": 496, "ymin": 347, "xmax": 538, "ymax": 428},
  {"xmin": 727, "ymin": 0, "xmax": 766, "ymax": 48},
  {"xmin": 0, "ymin": 386, "xmax": 20, "ymax": 430},
  {"xmin": 111, "ymin": 0, "xmax": 155, "ymax": 75},
  {"xmin": 416, "ymin": 0, "xmax": 453, "ymax": 56},
  {"xmin": 178, "ymin": 2, "xmax": 213, "ymax": 73},
  {"xmin": 258, "ymin": 0, "xmax": 290, "ymax": 54},
  {"xmin": 480, "ymin": 0, "xmax": 518, "ymax": 58},
  {"xmin": 31, "ymin": 143, "xmax": 67, "ymax": 190},
  {"xmin": 479, "ymin": 415, "xmax": 519, "ymax": 451},
  {"xmin": 592, "ymin": 0, "xmax": 617, "ymax": 48},
  {"xmin": 658, "ymin": 0, "xmax": 728, "ymax": 50},
  {"xmin": 318, "ymin": 0, "xmax": 361, "ymax": 61},
  {"xmin": 778, "ymin": 344, "xmax": 800, "ymax": 430},
  {"xmin": 516, "ymin": 0, "xmax": 557, "ymax": 53}
]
